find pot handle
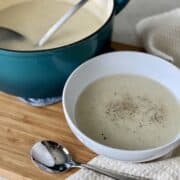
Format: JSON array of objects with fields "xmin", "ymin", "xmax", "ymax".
[{"xmin": 114, "ymin": 0, "xmax": 129, "ymax": 15}]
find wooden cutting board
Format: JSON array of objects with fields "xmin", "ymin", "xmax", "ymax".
[{"xmin": 0, "ymin": 43, "xmax": 143, "ymax": 180}]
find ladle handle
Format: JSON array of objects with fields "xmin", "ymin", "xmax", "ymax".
[
  {"xmin": 80, "ymin": 163, "xmax": 149, "ymax": 180},
  {"xmin": 38, "ymin": 0, "xmax": 88, "ymax": 47}
]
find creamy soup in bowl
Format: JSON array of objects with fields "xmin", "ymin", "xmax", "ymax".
[
  {"xmin": 63, "ymin": 51, "xmax": 180, "ymax": 162},
  {"xmin": 75, "ymin": 75, "xmax": 180, "ymax": 150}
]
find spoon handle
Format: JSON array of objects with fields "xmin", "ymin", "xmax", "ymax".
[
  {"xmin": 80, "ymin": 163, "xmax": 149, "ymax": 180},
  {"xmin": 38, "ymin": 0, "xmax": 88, "ymax": 47}
]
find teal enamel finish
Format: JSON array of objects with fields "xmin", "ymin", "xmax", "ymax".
[
  {"xmin": 0, "ymin": 0, "xmax": 129, "ymax": 98},
  {"xmin": 114, "ymin": 0, "xmax": 129, "ymax": 14}
]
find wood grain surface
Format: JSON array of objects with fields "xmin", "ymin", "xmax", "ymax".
[{"xmin": 0, "ymin": 43, "xmax": 142, "ymax": 180}]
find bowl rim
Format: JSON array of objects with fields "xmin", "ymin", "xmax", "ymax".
[
  {"xmin": 62, "ymin": 51, "xmax": 180, "ymax": 159},
  {"xmin": 0, "ymin": 1, "xmax": 115, "ymax": 54}
]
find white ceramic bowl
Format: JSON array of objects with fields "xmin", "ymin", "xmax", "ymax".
[{"xmin": 62, "ymin": 51, "xmax": 180, "ymax": 162}]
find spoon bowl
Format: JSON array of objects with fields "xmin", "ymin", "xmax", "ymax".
[
  {"xmin": 0, "ymin": 27, "xmax": 24, "ymax": 41},
  {"xmin": 31, "ymin": 141, "xmax": 73, "ymax": 173}
]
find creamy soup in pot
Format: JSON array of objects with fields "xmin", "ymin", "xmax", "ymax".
[
  {"xmin": 0, "ymin": 0, "xmax": 108, "ymax": 50},
  {"xmin": 75, "ymin": 75, "xmax": 180, "ymax": 150}
]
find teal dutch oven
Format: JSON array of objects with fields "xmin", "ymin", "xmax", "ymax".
[{"xmin": 0, "ymin": 0, "xmax": 129, "ymax": 101}]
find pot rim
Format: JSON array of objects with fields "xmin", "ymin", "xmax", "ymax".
[{"xmin": 0, "ymin": 1, "xmax": 115, "ymax": 54}]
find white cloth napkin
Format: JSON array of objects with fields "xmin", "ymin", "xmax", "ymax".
[
  {"xmin": 136, "ymin": 8, "xmax": 180, "ymax": 68},
  {"xmin": 68, "ymin": 10, "xmax": 180, "ymax": 180},
  {"xmin": 67, "ymin": 147, "xmax": 180, "ymax": 180}
]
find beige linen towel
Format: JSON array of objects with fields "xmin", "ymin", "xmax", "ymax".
[
  {"xmin": 67, "ymin": 148, "xmax": 180, "ymax": 180},
  {"xmin": 136, "ymin": 8, "xmax": 180, "ymax": 67}
]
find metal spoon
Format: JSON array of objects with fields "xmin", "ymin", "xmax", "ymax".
[
  {"xmin": 38, "ymin": 0, "xmax": 89, "ymax": 47},
  {"xmin": 30, "ymin": 140, "xmax": 149, "ymax": 180}
]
